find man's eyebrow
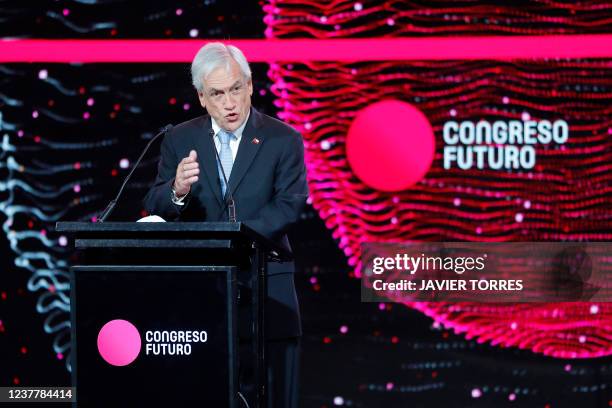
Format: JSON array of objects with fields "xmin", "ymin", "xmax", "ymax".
[{"xmin": 207, "ymin": 80, "xmax": 243, "ymax": 94}]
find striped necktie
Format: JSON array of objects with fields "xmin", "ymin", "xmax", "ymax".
[{"xmin": 217, "ymin": 130, "xmax": 234, "ymax": 197}]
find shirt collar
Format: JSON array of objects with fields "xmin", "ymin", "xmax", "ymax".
[{"xmin": 210, "ymin": 109, "xmax": 250, "ymax": 141}]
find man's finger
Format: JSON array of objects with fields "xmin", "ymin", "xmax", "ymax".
[
  {"xmin": 183, "ymin": 169, "xmax": 200, "ymax": 178},
  {"xmin": 186, "ymin": 176, "xmax": 199, "ymax": 184},
  {"xmin": 188, "ymin": 150, "xmax": 197, "ymax": 161},
  {"xmin": 183, "ymin": 162, "xmax": 199, "ymax": 171}
]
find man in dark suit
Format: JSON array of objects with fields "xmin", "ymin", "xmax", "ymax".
[{"xmin": 143, "ymin": 42, "xmax": 307, "ymax": 407}]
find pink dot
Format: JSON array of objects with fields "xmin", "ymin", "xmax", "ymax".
[
  {"xmin": 310, "ymin": 277, "xmax": 317, "ymax": 284},
  {"xmin": 386, "ymin": 18, "xmax": 395, "ymax": 26},
  {"xmin": 476, "ymin": 226, "xmax": 482, "ymax": 235},
  {"xmin": 175, "ymin": 8, "xmax": 183, "ymax": 16},
  {"xmin": 515, "ymin": 213, "xmax": 524, "ymax": 223},
  {"xmin": 449, "ymin": 108, "xmax": 457, "ymax": 117},
  {"xmin": 471, "ymin": 388, "xmax": 482, "ymax": 398},
  {"xmin": 502, "ymin": 96, "xmax": 510, "ymax": 104},
  {"xmin": 346, "ymin": 100, "xmax": 434, "ymax": 191},
  {"xmin": 58, "ymin": 236, "xmax": 68, "ymax": 247},
  {"xmin": 86, "ymin": 98, "xmax": 94, "ymax": 106},
  {"xmin": 83, "ymin": 112, "xmax": 90, "ymax": 119},
  {"xmin": 18, "ymin": 130, "xmax": 24, "ymax": 137},
  {"xmin": 564, "ymin": 364, "xmax": 571, "ymax": 372},
  {"xmin": 32, "ymin": 111, "xmax": 39, "ymax": 118},
  {"xmin": 378, "ymin": 303, "xmax": 386, "ymax": 310},
  {"xmin": 521, "ymin": 112, "xmax": 531, "ymax": 121},
  {"xmin": 97, "ymin": 319, "xmax": 141, "ymax": 366},
  {"xmin": 62, "ymin": 8, "xmax": 70, "ymax": 16},
  {"xmin": 56, "ymin": 353, "xmax": 64, "ymax": 360},
  {"xmin": 453, "ymin": 198, "xmax": 461, "ymax": 207},
  {"xmin": 183, "ymin": 103, "xmax": 190, "ymax": 110},
  {"xmin": 508, "ymin": 393, "xmax": 516, "ymax": 401},
  {"xmin": 339, "ymin": 325, "xmax": 348, "ymax": 334},
  {"xmin": 73, "ymin": 184, "xmax": 81, "ymax": 193},
  {"xmin": 386, "ymin": 382, "xmax": 394, "ymax": 390},
  {"xmin": 523, "ymin": 200, "xmax": 531, "ymax": 209}
]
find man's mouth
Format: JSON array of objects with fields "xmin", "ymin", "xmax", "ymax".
[{"xmin": 226, "ymin": 113, "xmax": 239, "ymax": 121}]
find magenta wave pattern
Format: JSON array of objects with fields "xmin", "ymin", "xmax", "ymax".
[{"xmin": 264, "ymin": 0, "xmax": 612, "ymax": 358}]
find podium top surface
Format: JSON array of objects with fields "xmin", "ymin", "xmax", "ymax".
[{"xmin": 55, "ymin": 221, "xmax": 292, "ymax": 260}]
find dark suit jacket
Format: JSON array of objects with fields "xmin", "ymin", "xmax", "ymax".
[{"xmin": 143, "ymin": 107, "xmax": 308, "ymax": 339}]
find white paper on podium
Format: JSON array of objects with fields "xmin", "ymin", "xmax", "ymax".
[{"xmin": 136, "ymin": 215, "xmax": 166, "ymax": 222}]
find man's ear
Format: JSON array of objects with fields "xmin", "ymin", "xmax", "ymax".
[
  {"xmin": 247, "ymin": 79, "xmax": 253, "ymax": 97},
  {"xmin": 197, "ymin": 91, "xmax": 206, "ymax": 109}
]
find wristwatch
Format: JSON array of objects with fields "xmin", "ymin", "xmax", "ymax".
[{"xmin": 170, "ymin": 187, "xmax": 188, "ymax": 205}]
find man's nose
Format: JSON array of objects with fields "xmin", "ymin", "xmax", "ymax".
[{"xmin": 223, "ymin": 92, "xmax": 236, "ymax": 108}]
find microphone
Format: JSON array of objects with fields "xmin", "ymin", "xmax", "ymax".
[
  {"xmin": 210, "ymin": 128, "xmax": 237, "ymax": 222},
  {"xmin": 97, "ymin": 124, "xmax": 173, "ymax": 222}
]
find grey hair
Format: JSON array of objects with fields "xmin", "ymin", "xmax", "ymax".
[{"xmin": 190, "ymin": 42, "xmax": 252, "ymax": 93}]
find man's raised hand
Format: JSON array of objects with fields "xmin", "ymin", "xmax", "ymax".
[{"xmin": 173, "ymin": 150, "xmax": 199, "ymax": 196}]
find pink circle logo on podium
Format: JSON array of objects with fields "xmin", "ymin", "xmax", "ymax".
[{"xmin": 97, "ymin": 319, "xmax": 142, "ymax": 366}]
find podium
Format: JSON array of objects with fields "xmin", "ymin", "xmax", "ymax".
[{"xmin": 56, "ymin": 221, "xmax": 291, "ymax": 407}]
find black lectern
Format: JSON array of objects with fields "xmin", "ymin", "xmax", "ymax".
[{"xmin": 56, "ymin": 221, "xmax": 291, "ymax": 407}]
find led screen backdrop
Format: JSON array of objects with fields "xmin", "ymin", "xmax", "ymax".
[{"xmin": 263, "ymin": 0, "xmax": 611, "ymax": 359}]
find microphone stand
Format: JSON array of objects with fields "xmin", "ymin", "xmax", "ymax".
[{"xmin": 97, "ymin": 124, "xmax": 173, "ymax": 222}]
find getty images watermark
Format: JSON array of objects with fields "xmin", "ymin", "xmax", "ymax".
[{"xmin": 361, "ymin": 242, "xmax": 611, "ymax": 302}]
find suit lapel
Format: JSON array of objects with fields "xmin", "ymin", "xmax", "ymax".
[
  {"xmin": 227, "ymin": 108, "xmax": 264, "ymax": 198},
  {"xmin": 194, "ymin": 116, "xmax": 223, "ymax": 207}
]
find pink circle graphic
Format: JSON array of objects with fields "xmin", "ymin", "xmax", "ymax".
[
  {"xmin": 97, "ymin": 319, "xmax": 141, "ymax": 366},
  {"xmin": 346, "ymin": 100, "xmax": 435, "ymax": 191}
]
